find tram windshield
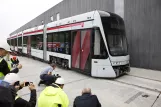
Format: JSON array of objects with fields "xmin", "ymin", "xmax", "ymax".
[{"xmin": 100, "ymin": 13, "xmax": 128, "ymax": 56}]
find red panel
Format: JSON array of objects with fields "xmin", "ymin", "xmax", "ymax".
[
  {"xmin": 47, "ymin": 27, "xmax": 59, "ymax": 31},
  {"xmin": 10, "ymin": 35, "xmax": 17, "ymax": 39},
  {"xmin": 47, "ymin": 22, "xmax": 84, "ymax": 31},
  {"xmin": 80, "ymin": 30, "xmax": 91, "ymax": 70},
  {"xmin": 23, "ymin": 29, "xmax": 43, "ymax": 35},
  {"xmin": 18, "ymin": 34, "xmax": 22, "ymax": 37},
  {"xmin": 72, "ymin": 31, "xmax": 81, "ymax": 68}
]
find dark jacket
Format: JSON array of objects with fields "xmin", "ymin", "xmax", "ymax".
[
  {"xmin": 73, "ymin": 93, "xmax": 101, "ymax": 107},
  {"xmin": 14, "ymin": 89, "xmax": 37, "ymax": 107},
  {"xmin": 0, "ymin": 59, "xmax": 19, "ymax": 75},
  {"xmin": 0, "ymin": 82, "xmax": 17, "ymax": 107}
]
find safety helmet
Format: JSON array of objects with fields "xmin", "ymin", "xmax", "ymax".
[
  {"xmin": 7, "ymin": 50, "xmax": 12, "ymax": 52},
  {"xmin": 55, "ymin": 77, "xmax": 65, "ymax": 85},
  {"xmin": 0, "ymin": 41, "xmax": 11, "ymax": 51},
  {"xmin": 4, "ymin": 73, "xmax": 20, "ymax": 84}
]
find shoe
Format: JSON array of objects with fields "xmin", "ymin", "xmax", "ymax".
[{"xmin": 38, "ymin": 81, "xmax": 41, "ymax": 86}]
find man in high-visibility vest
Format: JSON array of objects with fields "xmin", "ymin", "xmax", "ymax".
[
  {"xmin": 0, "ymin": 42, "xmax": 22, "ymax": 79},
  {"xmin": 38, "ymin": 77, "xmax": 69, "ymax": 107}
]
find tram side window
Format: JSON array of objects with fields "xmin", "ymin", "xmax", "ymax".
[
  {"xmin": 23, "ymin": 36, "xmax": 28, "ymax": 47},
  {"xmin": 18, "ymin": 37, "xmax": 22, "ymax": 46},
  {"xmin": 14, "ymin": 38, "xmax": 17, "ymax": 46},
  {"xmin": 11, "ymin": 39, "xmax": 14, "ymax": 46},
  {"xmin": 92, "ymin": 28, "xmax": 108, "ymax": 59},
  {"xmin": 7, "ymin": 40, "xmax": 10, "ymax": 45},
  {"xmin": 31, "ymin": 35, "xmax": 37, "ymax": 49},
  {"xmin": 52, "ymin": 33, "xmax": 59, "ymax": 52},
  {"xmin": 10, "ymin": 39, "xmax": 12, "ymax": 46},
  {"xmin": 47, "ymin": 33, "xmax": 53, "ymax": 52},
  {"xmin": 31, "ymin": 35, "xmax": 43, "ymax": 50},
  {"xmin": 37, "ymin": 35, "xmax": 43, "ymax": 50},
  {"xmin": 64, "ymin": 32, "xmax": 71, "ymax": 54},
  {"xmin": 58, "ymin": 32, "xmax": 65, "ymax": 53},
  {"xmin": 50, "ymin": 32, "xmax": 71, "ymax": 54}
]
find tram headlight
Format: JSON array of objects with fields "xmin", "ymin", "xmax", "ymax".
[
  {"xmin": 112, "ymin": 62, "xmax": 115, "ymax": 65},
  {"xmin": 112, "ymin": 61, "xmax": 129, "ymax": 66},
  {"xmin": 112, "ymin": 61, "xmax": 121, "ymax": 65},
  {"xmin": 116, "ymin": 62, "xmax": 120, "ymax": 65}
]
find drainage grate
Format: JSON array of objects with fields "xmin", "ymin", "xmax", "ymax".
[{"xmin": 125, "ymin": 92, "xmax": 143, "ymax": 104}]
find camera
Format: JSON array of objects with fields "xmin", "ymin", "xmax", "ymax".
[{"xmin": 24, "ymin": 82, "xmax": 33, "ymax": 86}]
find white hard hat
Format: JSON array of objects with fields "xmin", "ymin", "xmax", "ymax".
[
  {"xmin": 0, "ymin": 42, "xmax": 11, "ymax": 51},
  {"xmin": 7, "ymin": 50, "xmax": 12, "ymax": 52},
  {"xmin": 55, "ymin": 78, "xmax": 65, "ymax": 85},
  {"xmin": 4, "ymin": 73, "xmax": 20, "ymax": 84}
]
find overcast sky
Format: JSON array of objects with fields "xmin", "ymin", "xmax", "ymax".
[{"xmin": 0, "ymin": 0, "xmax": 63, "ymax": 43}]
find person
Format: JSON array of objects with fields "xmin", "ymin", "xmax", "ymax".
[
  {"xmin": 73, "ymin": 88, "xmax": 101, "ymax": 107},
  {"xmin": 38, "ymin": 77, "xmax": 69, "ymax": 107},
  {"xmin": 4, "ymin": 73, "xmax": 37, "ymax": 107},
  {"xmin": 11, "ymin": 56, "xmax": 19, "ymax": 67},
  {"xmin": 0, "ymin": 42, "xmax": 22, "ymax": 79},
  {"xmin": 38, "ymin": 63, "xmax": 57, "ymax": 86},
  {"xmin": 0, "ymin": 79, "xmax": 17, "ymax": 107}
]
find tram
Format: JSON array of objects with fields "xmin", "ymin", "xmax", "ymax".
[{"xmin": 7, "ymin": 10, "xmax": 130, "ymax": 78}]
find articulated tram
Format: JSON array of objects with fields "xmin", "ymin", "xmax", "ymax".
[{"xmin": 7, "ymin": 10, "xmax": 130, "ymax": 78}]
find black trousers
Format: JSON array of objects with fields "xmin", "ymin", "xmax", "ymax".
[{"xmin": 40, "ymin": 74, "xmax": 56, "ymax": 85}]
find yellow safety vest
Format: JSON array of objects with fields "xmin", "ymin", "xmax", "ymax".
[
  {"xmin": 6, "ymin": 60, "xmax": 12, "ymax": 70},
  {"xmin": 38, "ymin": 85, "xmax": 69, "ymax": 107},
  {"xmin": 4, "ymin": 54, "xmax": 12, "ymax": 70},
  {"xmin": 0, "ymin": 72, "xmax": 4, "ymax": 78},
  {"xmin": 0, "ymin": 58, "xmax": 4, "ymax": 78},
  {"xmin": 0, "ymin": 58, "xmax": 11, "ymax": 78}
]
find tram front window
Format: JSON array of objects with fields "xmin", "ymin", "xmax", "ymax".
[{"xmin": 101, "ymin": 15, "xmax": 128, "ymax": 56}]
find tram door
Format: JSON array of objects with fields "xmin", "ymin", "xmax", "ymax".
[
  {"xmin": 71, "ymin": 29, "xmax": 92, "ymax": 74},
  {"xmin": 27, "ymin": 36, "xmax": 31, "ymax": 56}
]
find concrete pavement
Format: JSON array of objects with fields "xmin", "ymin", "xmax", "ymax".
[
  {"xmin": 16, "ymin": 56, "xmax": 161, "ymax": 107},
  {"xmin": 130, "ymin": 67, "xmax": 161, "ymax": 82}
]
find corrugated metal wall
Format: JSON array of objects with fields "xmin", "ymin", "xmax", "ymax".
[
  {"xmin": 125, "ymin": 0, "xmax": 161, "ymax": 70},
  {"xmin": 10, "ymin": 0, "xmax": 161, "ymax": 71},
  {"xmin": 11, "ymin": 0, "xmax": 114, "ymax": 34}
]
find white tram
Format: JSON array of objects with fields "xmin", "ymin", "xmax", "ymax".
[{"xmin": 7, "ymin": 10, "xmax": 130, "ymax": 78}]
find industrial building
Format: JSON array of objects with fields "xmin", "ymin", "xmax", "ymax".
[{"xmin": 10, "ymin": 0, "xmax": 161, "ymax": 71}]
